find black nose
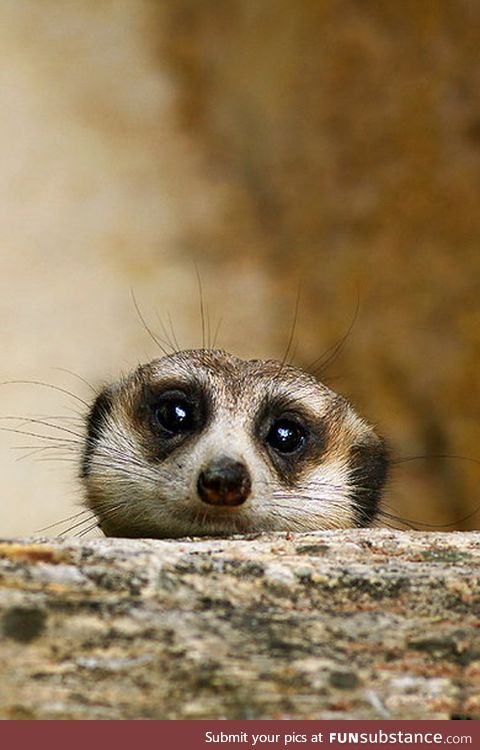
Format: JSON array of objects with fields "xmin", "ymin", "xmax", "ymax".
[{"xmin": 197, "ymin": 456, "xmax": 252, "ymax": 507}]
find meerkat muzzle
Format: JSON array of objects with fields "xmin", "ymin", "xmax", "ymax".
[{"xmin": 197, "ymin": 456, "xmax": 252, "ymax": 507}]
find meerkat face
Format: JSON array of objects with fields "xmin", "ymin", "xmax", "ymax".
[{"xmin": 80, "ymin": 350, "xmax": 388, "ymax": 539}]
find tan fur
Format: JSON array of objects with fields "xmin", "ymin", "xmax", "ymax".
[{"xmin": 82, "ymin": 350, "xmax": 387, "ymax": 538}]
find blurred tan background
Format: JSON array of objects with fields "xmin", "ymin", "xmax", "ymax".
[{"xmin": 1, "ymin": 0, "xmax": 479, "ymax": 536}]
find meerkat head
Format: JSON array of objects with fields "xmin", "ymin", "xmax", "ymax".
[{"xmin": 80, "ymin": 349, "xmax": 388, "ymax": 538}]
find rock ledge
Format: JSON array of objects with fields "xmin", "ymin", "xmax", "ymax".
[{"xmin": 0, "ymin": 529, "xmax": 479, "ymax": 720}]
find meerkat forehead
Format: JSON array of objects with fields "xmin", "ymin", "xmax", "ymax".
[{"xmin": 137, "ymin": 349, "xmax": 339, "ymax": 415}]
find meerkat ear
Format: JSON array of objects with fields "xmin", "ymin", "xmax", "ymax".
[
  {"xmin": 80, "ymin": 387, "xmax": 114, "ymax": 479},
  {"xmin": 348, "ymin": 436, "xmax": 390, "ymax": 527}
]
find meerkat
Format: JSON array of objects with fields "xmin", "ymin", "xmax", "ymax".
[{"xmin": 80, "ymin": 349, "xmax": 388, "ymax": 538}]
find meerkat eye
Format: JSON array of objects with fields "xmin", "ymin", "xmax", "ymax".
[
  {"xmin": 153, "ymin": 396, "xmax": 195, "ymax": 435},
  {"xmin": 266, "ymin": 419, "xmax": 306, "ymax": 454}
]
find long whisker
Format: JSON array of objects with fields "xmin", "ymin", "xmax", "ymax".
[
  {"xmin": 52, "ymin": 367, "xmax": 99, "ymax": 396},
  {"xmin": 270, "ymin": 477, "xmax": 473, "ymax": 531},
  {"xmin": 0, "ymin": 380, "xmax": 90, "ymax": 408},
  {"xmin": 278, "ymin": 282, "xmax": 302, "ymax": 370},
  {"xmin": 13, "ymin": 436, "xmax": 162, "ymax": 487},
  {"xmin": 391, "ymin": 453, "xmax": 480, "ymax": 467},
  {"xmin": 0, "ymin": 426, "xmax": 82, "ymax": 446},
  {"xmin": 59, "ymin": 503, "xmax": 125, "ymax": 537},
  {"xmin": 156, "ymin": 313, "xmax": 178, "ymax": 354},
  {"xmin": 306, "ymin": 293, "xmax": 360, "ymax": 377},
  {"xmin": 0, "ymin": 416, "xmax": 85, "ymax": 440},
  {"xmin": 76, "ymin": 521, "xmax": 102, "ymax": 538},
  {"xmin": 194, "ymin": 263, "xmax": 207, "ymax": 349},
  {"xmin": 15, "ymin": 445, "xmax": 58, "ymax": 462},
  {"xmin": 378, "ymin": 506, "xmax": 479, "ymax": 530},
  {"xmin": 167, "ymin": 314, "xmax": 181, "ymax": 351},
  {"xmin": 211, "ymin": 316, "xmax": 223, "ymax": 349},
  {"xmin": 374, "ymin": 509, "xmax": 418, "ymax": 531},
  {"xmin": 37, "ymin": 509, "xmax": 91, "ymax": 532},
  {"xmin": 130, "ymin": 288, "xmax": 173, "ymax": 356},
  {"xmin": 57, "ymin": 514, "xmax": 99, "ymax": 536}
]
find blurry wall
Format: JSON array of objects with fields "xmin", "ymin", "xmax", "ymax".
[{"xmin": 1, "ymin": 0, "xmax": 479, "ymax": 536}]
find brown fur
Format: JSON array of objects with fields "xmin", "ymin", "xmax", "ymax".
[{"xmin": 81, "ymin": 350, "xmax": 388, "ymax": 538}]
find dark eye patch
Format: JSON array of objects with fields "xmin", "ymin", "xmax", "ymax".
[
  {"xmin": 348, "ymin": 440, "xmax": 389, "ymax": 526},
  {"xmin": 81, "ymin": 387, "xmax": 113, "ymax": 478},
  {"xmin": 134, "ymin": 380, "xmax": 211, "ymax": 461},
  {"xmin": 151, "ymin": 391, "xmax": 196, "ymax": 435},
  {"xmin": 256, "ymin": 396, "xmax": 328, "ymax": 483}
]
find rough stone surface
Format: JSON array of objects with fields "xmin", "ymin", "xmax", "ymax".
[{"xmin": 0, "ymin": 529, "xmax": 479, "ymax": 720}]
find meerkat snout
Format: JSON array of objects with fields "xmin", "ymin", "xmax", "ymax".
[{"xmin": 197, "ymin": 456, "xmax": 252, "ymax": 507}]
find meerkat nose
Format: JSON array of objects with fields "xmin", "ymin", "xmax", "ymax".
[{"xmin": 197, "ymin": 456, "xmax": 252, "ymax": 507}]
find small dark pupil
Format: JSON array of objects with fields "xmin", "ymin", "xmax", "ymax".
[
  {"xmin": 156, "ymin": 400, "xmax": 192, "ymax": 433},
  {"xmin": 268, "ymin": 420, "xmax": 304, "ymax": 453}
]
